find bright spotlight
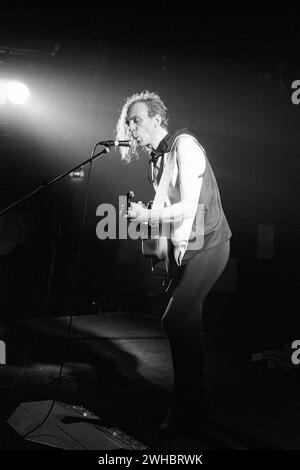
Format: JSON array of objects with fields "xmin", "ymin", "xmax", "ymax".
[
  {"xmin": 6, "ymin": 81, "xmax": 30, "ymax": 104},
  {"xmin": 0, "ymin": 80, "xmax": 7, "ymax": 104}
]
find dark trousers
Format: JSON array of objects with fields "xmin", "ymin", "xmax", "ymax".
[{"xmin": 161, "ymin": 240, "xmax": 230, "ymax": 417}]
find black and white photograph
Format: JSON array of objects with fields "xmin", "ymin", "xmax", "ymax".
[{"xmin": 0, "ymin": 4, "xmax": 299, "ymax": 462}]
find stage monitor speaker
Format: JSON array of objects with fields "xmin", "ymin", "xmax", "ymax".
[{"xmin": 7, "ymin": 400, "xmax": 148, "ymax": 450}]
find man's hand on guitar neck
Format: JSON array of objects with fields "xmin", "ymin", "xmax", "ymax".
[{"xmin": 124, "ymin": 201, "xmax": 150, "ymax": 223}]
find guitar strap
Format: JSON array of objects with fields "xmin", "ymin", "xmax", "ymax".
[
  {"xmin": 150, "ymin": 134, "xmax": 203, "ymax": 263},
  {"xmin": 152, "ymin": 133, "xmax": 201, "ymax": 208},
  {"xmin": 151, "ymin": 136, "xmax": 179, "ymax": 210}
]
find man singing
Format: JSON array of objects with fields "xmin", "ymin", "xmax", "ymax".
[{"xmin": 117, "ymin": 90, "xmax": 232, "ymax": 437}]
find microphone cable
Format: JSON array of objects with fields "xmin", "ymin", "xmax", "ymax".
[{"xmin": 21, "ymin": 142, "xmax": 102, "ymax": 440}]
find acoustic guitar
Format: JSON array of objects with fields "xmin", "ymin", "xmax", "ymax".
[{"xmin": 126, "ymin": 190, "xmax": 173, "ymax": 297}]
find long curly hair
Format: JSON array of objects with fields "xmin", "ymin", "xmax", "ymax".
[{"xmin": 115, "ymin": 90, "xmax": 168, "ymax": 162}]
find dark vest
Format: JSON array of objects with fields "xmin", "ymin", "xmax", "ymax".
[
  {"xmin": 187, "ymin": 151, "xmax": 232, "ymax": 254},
  {"xmin": 150, "ymin": 128, "xmax": 232, "ymax": 256}
]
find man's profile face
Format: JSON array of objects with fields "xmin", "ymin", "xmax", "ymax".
[{"xmin": 126, "ymin": 101, "xmax": 159, "ymax": 148}]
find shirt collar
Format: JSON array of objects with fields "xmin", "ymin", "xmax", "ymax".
[
  {"xmin": 149, "ymin": 128, "xmax": 190, "ymax": 165},
  {"xmin": 149, "ymin": 133, "xmax": 170, "ymax": 165}
]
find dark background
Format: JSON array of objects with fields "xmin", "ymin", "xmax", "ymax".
[{"xmin": 0, "ymin": 6, "xmax": 298, "ymax": 348}]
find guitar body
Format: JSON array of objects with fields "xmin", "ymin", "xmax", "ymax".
[
  {"xmin": 141, "ymin": 236, "xmax": 168, "ymax": 259},
  {"xmin": 126, "ymin": 192, "xmax": 173, "ymax": 296},
  {"xmin": 135, "ymin": 253, "xmax": 173, "ymax": 299},
  {"xmin": 141, "ymin": 200, "xmax": 169, "ymax": 259}
]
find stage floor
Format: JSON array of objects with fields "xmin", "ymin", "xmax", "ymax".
[{"xmin": 0, "ymin": 312, "xmax": 299, "ymax": 449}]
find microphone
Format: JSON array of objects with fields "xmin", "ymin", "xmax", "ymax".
[{"xmin": 99, "ymin": 140, "xmax": 133, "ymax": 147}]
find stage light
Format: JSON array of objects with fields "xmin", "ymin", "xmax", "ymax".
[
  {"xmin": 6, "ymin": 81, "xmax": 30, "ymax": 104},
  {"xmin": 0, "ymin": 80, "xmax": 6, "ymax": 104}
]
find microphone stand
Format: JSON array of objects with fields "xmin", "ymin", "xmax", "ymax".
[
  {"xmin": 0, "ymin": 144, "xmax": 111, "ymax": 217},
  {"xmin": 2, "ymin": 138, "xmax": 146, "ymax": 448},
  {"xmin": 0, "ymin": 143, "xmax": 117, "ymax": 440}
]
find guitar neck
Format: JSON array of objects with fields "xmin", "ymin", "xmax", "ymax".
[{"xmin": 126, "ymin": 190, "xmax": 134, "ymax": 210}]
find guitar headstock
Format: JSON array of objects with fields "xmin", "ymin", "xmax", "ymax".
[{"xmin": 126, "ymin": 190, "xmax": 135, "ymax": 210}]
